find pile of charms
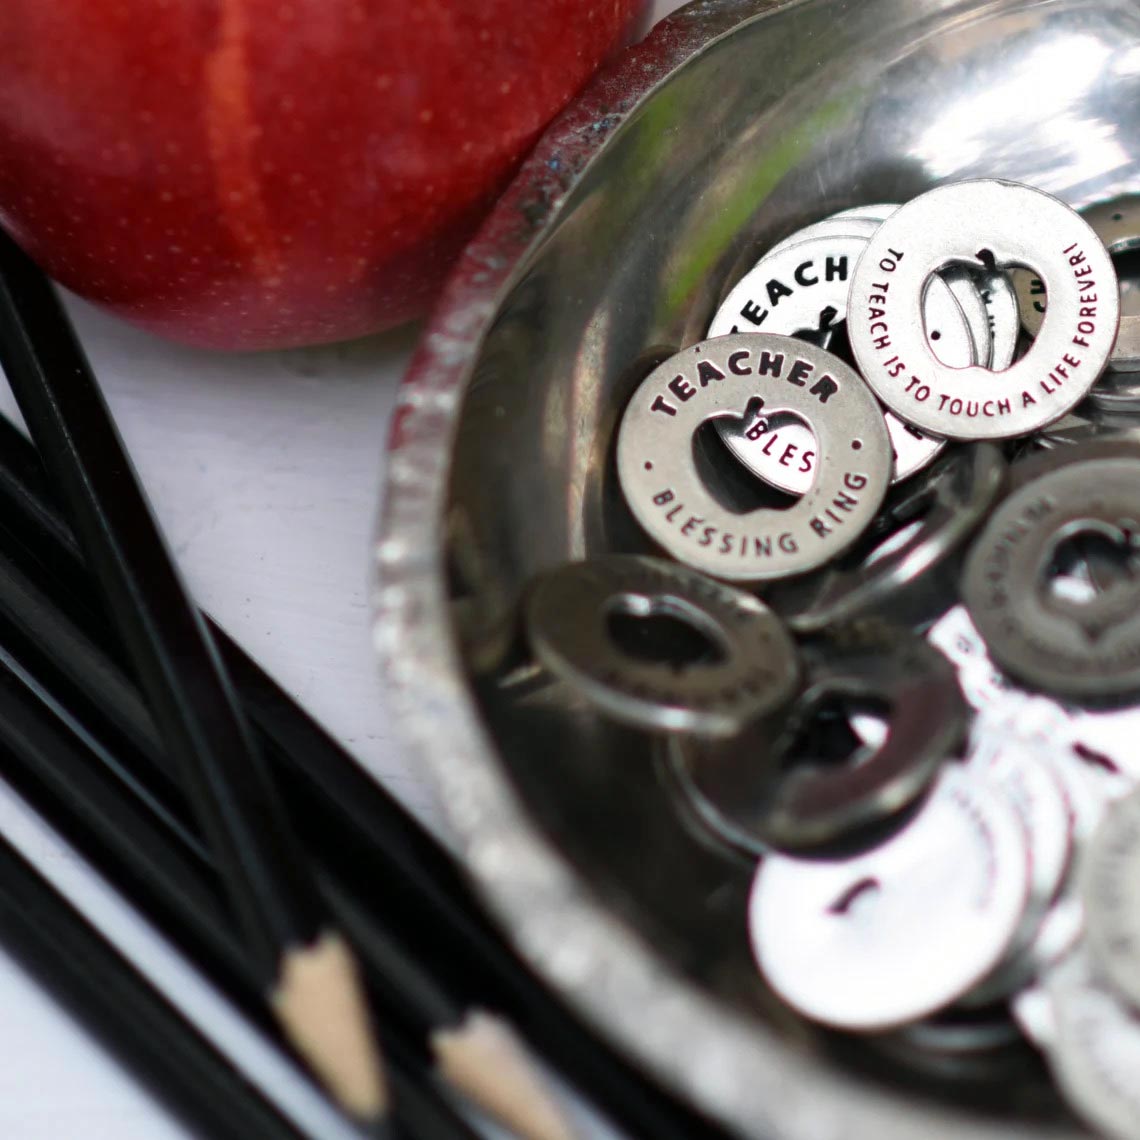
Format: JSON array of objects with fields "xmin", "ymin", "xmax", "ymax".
[{"xmin": 518, "ymin": 180, "xmax": 1140, "ymax": 1139}]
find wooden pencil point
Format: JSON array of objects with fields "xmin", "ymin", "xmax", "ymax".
[
  {"xmin": 431, "ymin": 1008, "xmax": 575, "ymax": 1140},
  {"xmin": 272, "ymin": 930, "xmax": 390, "ymax": 1122}
]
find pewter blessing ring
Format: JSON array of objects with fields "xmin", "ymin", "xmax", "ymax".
[
  {"xmin": 616, "ymin": 336, "xmax": 892, "ymax": 582},
  {"xmin": 707, "ymin": 231, "xmax": 963, "ymax": 489},
  {"xmin": 825, "ymin": 203, "xmax": 1021, "ymax": 371},
  {"xmin": 758, "ymin": 214, "xmax": 994, "ymax": 371},
  {"xmin": 848, "ymin": 179, "xmax": 1119, "ymax": 440},
  {"xmin": 768, "ymin": 215, "xmax": 993, "ymax": 356},
  {"xmin": 962, "ymin": 440, "xmax": 1140, "ymax": 700},
  {"xmin": 1015, "ymin": 194, "xmax": 1140, "ymax": 381},
  {"xmin": 523, "ymin": 555, "xmax": 800, "ymax": 737}
]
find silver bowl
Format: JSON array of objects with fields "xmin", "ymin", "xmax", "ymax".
[{"xmin": 374, "ymin": 1, "xmax": 1140, "ymax": 1135}]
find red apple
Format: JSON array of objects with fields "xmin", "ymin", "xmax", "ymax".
[{"xmin": 0, "ymin": 1, "xmax": 643, "ymax": 350}]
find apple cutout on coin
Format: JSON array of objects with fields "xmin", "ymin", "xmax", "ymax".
[{"xmin": 0, "ymin": 1, "xmax": 644, "ymax": 350}]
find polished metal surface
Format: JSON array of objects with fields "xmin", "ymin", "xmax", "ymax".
[
  {"xmin": 616, "ymin": 335, "xmax": 892, "ymax": 579},
  {"xmin": 963, "ymin": 441, "xmax": 1140, "ymax": 699},
  {"xmin": 375, "ymin": 1, "xmax": 1140, "ymax": 1137},
  {"xmin": 523, "ymin": 554, "xmax": 799, "ymax": 736},
  {"xmin": 748, "ymin": 766, "xmax": 1030, "ymax": 1030},
  {"xmin": 849, "ymin": 180, "xmax": 1119, "ymax": 440},
  {"xmin": 960, "ymin": 740, "xmax": 1074, "ymax": 1006},
  {"xmin": 707, "ymin": 230, "xmax": 961, "ymax": 488},
  {"xmin": 762, "ymin": 443, "xmax": 1006, "ymax": 633},
  {"xmin": 667, "ymin": 619, "xmax": 966, "ymax": 851}
]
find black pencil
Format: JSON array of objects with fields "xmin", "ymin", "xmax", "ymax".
[
  {"xmin": 0, "ymin": 417, "xmax": 579, "ymax": 1140},
  {"xmin": 0, "ymin": 748, "xmax": 483, "ymax": 1140},
  {"xmin": 0, "ymin": 520, "xmax": 486, "ymax": 1140},
  {"xmin": 0, "ymin": 777, "xmax": 389, "ymax": 1140},
  {"xmin": 0, "ymin": 232, "xmax": 388, "ymax": 1122},
  {"xmin": 0, "ymin": 408, "xmax": 731, "ymax": 1140},
  {"xmin": 0, "ymin": 549, "xmax": 574, "ymax": 1140}
]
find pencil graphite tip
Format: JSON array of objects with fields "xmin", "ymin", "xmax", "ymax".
[
  {"xmin": 271, "ymin": 930, "xmax": 389, "ymax": 1122},
  {"xmin": 431, "ymin": 1008, "xmax": 575, "ymax": 1140}
]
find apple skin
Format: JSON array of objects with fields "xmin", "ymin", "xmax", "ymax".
[{"xmin": 0, "ymin": 1, "xmax": 644, "ymax": 350}]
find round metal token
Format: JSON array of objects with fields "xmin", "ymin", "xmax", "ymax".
[
  {"xmin": 669, "ymin": 621, "xmax": 967, "ymax": 853},
  {"xmin": 523, "ymin": 555, "xmax": 799, "ymax": 737},
  {"xmin": 1034, "ymin": 405, "xmax": 1140, "ymax": 449},
  {"xmin": 962, "ymin": 440, "xmax": 1140, "ymax": 699},
  {"xmin": 848, "ymin": 179, "xmax": 1119, "ymax": 440},
  {"xmin": 830, "ymin": 203, "xmax": 1021, "ymax": 370},
  {"xmin": 1016, "ymin": 748, "xmax": 1114, "ymax": 978},
  {"xmin": 748, "ymin": 766, "xmax": 1029, "ymax": 1030},
  {"xmin": 868, "ymin": 1007, "xmax": 1025, "ymax": 1084},
  {"xmin": 760, "ymin": 215, "xmax": 993, "ymax": 369},
  {"xmin": 616, "ymin": 336, "xmax": 892, "ymax": 582},
  {"xmin": 1090, "ymin": 366, "xmax": 1140, "ymax": 413},
  {"xmin": 767, "ymin": 216, "xmax": 997, "ymax": 368},
  {"xmin": 1081, "ymin": 790, "xmax": 1140, "ymax": 1012},
  {"xmin": 707, "ymin": 232, "xmax": 965, "ymax": 490}
]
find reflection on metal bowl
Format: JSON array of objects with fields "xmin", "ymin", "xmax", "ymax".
[{"xmin": 375, "ymin": 1, "xmax": 1140, "ymax": 1136}]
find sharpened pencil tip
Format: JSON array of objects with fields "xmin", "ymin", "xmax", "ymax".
[
  {"xmin": 271, "ymin": 930, "xmax": 389, "ymax": 1122},
  {"xmin": 431, "ymin": 1008, "xmax": 575, "ymax": 1140}
]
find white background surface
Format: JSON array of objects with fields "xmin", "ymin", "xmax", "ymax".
[{"xmin": 0, "ymin": 2, "xmax": 684, "ymax": 1137}]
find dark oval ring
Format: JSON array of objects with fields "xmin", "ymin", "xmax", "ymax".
[
  {"xmin": 525, "ymin": 555, "xmax": 799, "ymax": 737},
  {"xmin": 666, "ymin": 621, "xmax": 968, "ymax": 853}
]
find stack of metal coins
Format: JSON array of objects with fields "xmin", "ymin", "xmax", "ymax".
[{"xmin": 512, "ymin": 179, "xmax": 1140, "ymax": 1140}]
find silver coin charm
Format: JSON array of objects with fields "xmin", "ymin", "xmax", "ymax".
[
  {"xmin": 962, "ymin": 440, "xmax": 1140, "ymax": 699},
  {"xmin": 763, "ymin": 443, "xmax": 1005, "ymax": 632},
  {"xmin": 616, "ymin": 336, "xmax": 892, "ymax": 581},
  {"xmin": 748, "ymin": 766, "xmax": 1029, "ymax": 1030},
  {"xmin": 867, "ymin": 1007, "xmax": 1025, "ymax": 1085},
  {"xmin": 768, "ymin": 215, "xmax": 998, "ymax": 369},
  {"xmin": 829, "ymin": 203, "xmax": 1020, "ymax": 370},
  {"xmin": 523, "ymin": 555, "xmax": 799, "ymax": 737},
  {"xmin": 848, "ymin": 180, "xmax": 1119, "ymax": 440},
  {"xmin": 708, "ymin": 231, "xmax": 963, "ymax": 489},
  {"xmin": 668, "ymin": 621, "xmax": 966, "ymax": 853},
  {"xmin": 762, "ymin": 217, "xmax": 993, "ymax": 370},
  {"xmin": 766, "ymin": 211, "xmax": 895, "ymax": 259},
  {"xmin": 1033, "ymin": 405, "xmax": 1140, "ymax": 450}
]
